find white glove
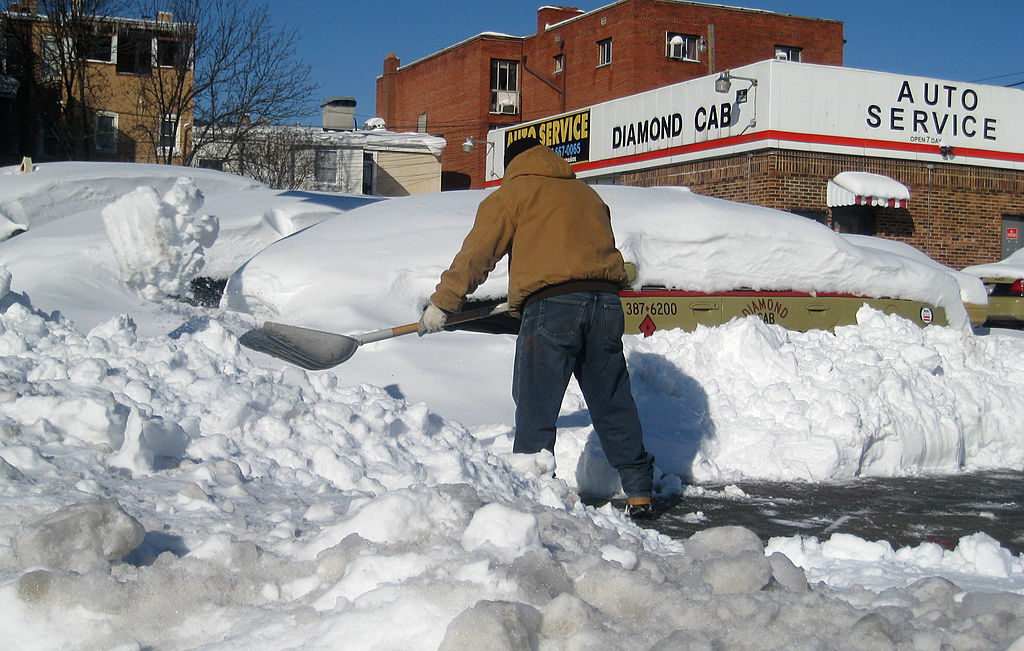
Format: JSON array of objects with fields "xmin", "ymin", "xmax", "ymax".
[{"xmin": 417, "ymin": 303, "xmax": 448, "ymax": 336}]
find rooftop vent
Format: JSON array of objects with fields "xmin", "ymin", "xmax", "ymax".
[{"xmin": 321, "ymin": 96, "xmax": 357, "ymax": 132}]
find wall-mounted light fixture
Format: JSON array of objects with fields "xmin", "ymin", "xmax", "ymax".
[
  {"xmin": 714, "ymin": 69, "xmax": 758, "ymax": 94},
  {"xmin": 714, "ymin": 70, "xmax": 759, "ymax": 130},
  {"xmin": 463, "ymin": 136, "xmax": 496, "ymax": 154}
]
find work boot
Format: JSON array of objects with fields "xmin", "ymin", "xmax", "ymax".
[{"xmin": 625, "ymin": 496, "xmax": 654, "ymax": 520}]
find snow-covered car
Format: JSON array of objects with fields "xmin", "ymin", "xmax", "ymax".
[
  {"xmin": 962, "ymin": 249, "xmax": 1024, "ymax": 327},
  {"xmin": 223, "ymin": 185, "xmax": 979, "ymax": 335}
]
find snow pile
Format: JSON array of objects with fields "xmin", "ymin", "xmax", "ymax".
[
  {"xmin": 0, "ymin": 270, "xmax": 1021, "ymax": 647},
  {"xmin": 620, "ymin": 306, "xmax": 1024, "ymax": 483},
  {"xmin": 0, "ymin": 163, "xmax": 380, "ymax": 333},
  {"xmin": 101, "ymin": 178, "xmax": 219, "ymax": 300}
]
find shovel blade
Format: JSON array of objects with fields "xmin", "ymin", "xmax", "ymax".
[{"xmin": 239, "ymin": 321, "xmax": 360, "ymax": 370}]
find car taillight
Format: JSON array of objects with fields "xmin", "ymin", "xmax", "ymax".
[{"xmin": 1012, "ymin": 279, "xmax": 1024, "ymax": 296}]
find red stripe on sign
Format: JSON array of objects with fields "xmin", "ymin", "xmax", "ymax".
[{"xmin": 484, "ymin": 131, "xmax": 1024, "ymax": 188}]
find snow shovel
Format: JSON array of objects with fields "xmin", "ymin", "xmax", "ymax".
[{"xmin": 239, "ymin": 302, "xmax": 509, "ymax": 371}]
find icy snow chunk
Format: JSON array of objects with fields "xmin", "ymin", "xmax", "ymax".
[
  {"xmin": 101, "ymin": 177, "xmax": 219, "ymax": 301},
  {"xmin": 314, "ymin": 551, "xmax": 433, "ymax": 610},
  {"xmin": 301, "ymin": 486, "xmax": 477, "ymax": 560},
  {"xmin": 683, "ymin": 526, "xmax": 773, "ymax": 594},
  {"xmin": 0, "ymin": 264, "xmax": 11, "ymax": 297},
  {"xmin": 600, "ymin": 544, "xmax": 639, "ymax": 570},
  {"xmin": 11, "ymin": 499, "xmax": 144, "ymax": 573},
  {"xmin": 461, "ymin": 503, "xmax": 542, "ymax": 559},
  {"xmin": 4, "ymin": 392, "xmax": 128, "ymax": 449},
  {"xmin": 948, "ymin": 532, "xmax": 1022, "ymax": 578},
  {"xmin": 767, "ymin": 551, "xmax": 808, "ymax": 592},
  {"xmin": 0, "ymin": 455, "xmax": 27, "ymax": 481},
  {"xmin": 959, "ymin": 591, "xmax": 1024, "ymax": 619},
  {"xmin": 699, "ymin": 550, "xmax": 772, "ymax": 594},
  {"xmin": 653, "ymin": 630, "xmax": 715, "ymax": 651},
  {"xmin": 439, "ymin": 600, "xmax": 542, "ymax": 651},
  {"xmin": 540, "ymin": 592, "xmax": 602, "ymax": 639},
  {"xmin": 108, "ymin": 407, "xmax": 189, "ymax": 476},
  {"xmin": 684, "ymin": 525, "xmax": 764, "ymax": 561},
  {"xmin": 186, "ymin": 533, "xmax": 260, "ymax": 569}
]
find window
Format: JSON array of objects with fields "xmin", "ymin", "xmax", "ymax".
[
  {"xmin": 597, "ymin": 38, "xmax": 612, "ymax": 66},
  {"xmin": 157, "ymin": 38, "xmax": 188, "ymax": 68},
  {"xmin": 362, "ymin": 152, "xmax": 375, "ymax": 195},
  {"xmin": 95, "ymin": 111, "xmax": 117, "ymax": 152},
  {"xmin": 490, "ymin": 59, "xmax": 518, "ymax": 114},
  {"xmin": 40, "ymin": 36, "xmax": 60, "ymax": 82},
  {"xmin": 553, "ymin": 54, "xmax": 564, "ymax": 74},
  {"xmin": 38, "ymin": 125, "xmax": 60, "ymax": 157},
  {"xmin": 159, "ymin": 114, "xmax": 179, "ymax": 154},
  {"xmin": 116, "ymin": 30, "xmax": 152, "ymax": 74},
  {"xmin": 667, "ymin": 33, "xmax": 701, "ymax": 61},
  {"xmin": 830, "ymin": 206, "xmax": 875, "ymax": 235},
  {"xmin": 417, "ymin": 112, "xmax": 427, "ymax": 133},
  {"xmin": 316, "ymin": 149, "xmax": 338, "ymax": 184},
  {"xmin": 774, "ymin": 45, "xmax": 802, "ymax": 62},
  {"xmin": 78, "ymin": 33, "xmax": 113, "ymax": 63},
  {"xmin": 4, "ymin": 35, "xmax": 25, "ymax": 77}
]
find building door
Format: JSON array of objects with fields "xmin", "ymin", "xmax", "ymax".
[{"xmin": 1003, "ymin": 215, "xmax": 1024, "ymax": 259}]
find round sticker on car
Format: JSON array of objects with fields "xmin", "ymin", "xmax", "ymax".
[{"xmin": 920, "ymin": 306, "xmax": 934, "ymax": 324}]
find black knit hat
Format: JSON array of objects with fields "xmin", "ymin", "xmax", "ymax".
[{"xmin": 503, "ymin": 137, "xmax": 542, "ymax": 169}]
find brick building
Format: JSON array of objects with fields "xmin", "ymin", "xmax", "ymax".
[
  {"xmin": 376, "ymin": 0, "xmax": 843, "ymax": 189},
  {"xmin": 487, "ymin": 60, "xmax": 1024, "ymax": 270},
  {"xmin": 1, "ymin": 2, "xmax": 194, "ymax": 165}
]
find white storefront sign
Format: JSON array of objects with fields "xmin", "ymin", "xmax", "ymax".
[{"xmin": 486, "ymin": 60, "xmax": 1024, "ymax": 184}]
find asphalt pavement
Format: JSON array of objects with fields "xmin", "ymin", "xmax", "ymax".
[{"xmin": 618, "ymin": 470, "xmax": 1024, "ymax": 553}]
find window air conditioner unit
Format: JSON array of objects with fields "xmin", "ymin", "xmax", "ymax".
[{"xmin": 497, "ymin": 91, "xmax": 518, "ymax": 114}]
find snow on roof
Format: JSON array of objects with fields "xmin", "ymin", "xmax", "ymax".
[
  {"xmin": 827, "ymin": 172, "xmax": 911, "ymax": 208},
  {"xmin": 239, "ymin": 124, "xmax": 447, "ymax": 156}
]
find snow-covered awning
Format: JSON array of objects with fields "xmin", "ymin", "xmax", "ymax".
[{"xmin": 826, "ymin": 172, "xmax": 910, "ymax": 209}]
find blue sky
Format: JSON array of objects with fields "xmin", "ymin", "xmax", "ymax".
[{"xmin": 265, "ymin": 0, "xmax": 1024, "ymax": 127}]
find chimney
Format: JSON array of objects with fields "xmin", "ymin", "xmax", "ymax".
[
  {"xmin": 378, "ymin": 53, "xmax": 400, "ymax": 129},
  {"xmin": 156, "ymin": 11, "xmax": 173, "ymax": 22},
  {"xmin": 321, "ymin": 96, "xmax": 357, "ymax": 131},
  {"xmin": 537, "ymin": 6, "xmax": 583, "ymax": 33}
]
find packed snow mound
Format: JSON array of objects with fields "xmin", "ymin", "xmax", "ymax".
[
  {"xmin": 0, "ymin": 162, "xmax": 381, "ymax": 332},
  {"xmin": 102, "ymin": 177, "xmax": 219, "ymax": 301},
  {"xmin": 224, "ymin": 185, "xmax": 973, "ymax": 332},
  {"xmin": 0, "ymin": 161, "xmax": 259, "ymax": 234},
  {"xmin": 624, "ymin": 306, "xmax": 1024, "ymax": 482}
]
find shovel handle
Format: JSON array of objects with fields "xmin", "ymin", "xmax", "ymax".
[
  {"xmin": 392, "ymin": 323, "xmax": 419, "ymax": 337},
  {"xmin": 355, "ymin": 302, "xmax": 509, "ymax": 345}
]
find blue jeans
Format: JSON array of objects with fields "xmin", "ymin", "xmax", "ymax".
[{"xmin": 513, "ymin": 292, "xmax": 654, "ymax": 498}]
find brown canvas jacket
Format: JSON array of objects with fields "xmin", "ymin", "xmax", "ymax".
[{"xmin": 430, "ymin": 145, "xmax": 628, "ymax": 315}]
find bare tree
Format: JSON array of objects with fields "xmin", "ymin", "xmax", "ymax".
[
  {"xmin": 234, "ymin": 125, "xmax": 319, "ymax": 190},
  {"xmin": 37, "ymin": 0, "xmax": 131, "ymax": 159},
  {"xmin": 134, "ymin": 0, "xmax": 318, "ymax": 166}
]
